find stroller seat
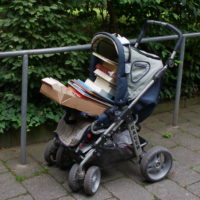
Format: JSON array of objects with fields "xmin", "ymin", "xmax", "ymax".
[{"xmin": 55, "ymin": 115, "xmax": 91, "ymax": 147}]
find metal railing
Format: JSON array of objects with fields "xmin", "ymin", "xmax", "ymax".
[{"xmin": 0, "ymin": 32, "xmax": 200, "ymax": 165}]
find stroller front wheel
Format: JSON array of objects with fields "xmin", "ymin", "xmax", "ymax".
[
  {"xmin": 140, "ymin": 146, "xmax": 173, "ymax": 182},
  {"xmin": 68, "ymin": 164, "xmax": 82, "ymax": 192},
  {"xmin": 44, "ymin": 139, "xmax": 58, "ymax": 166},
  {"xmin": 84, "ymin": 166, "xmax": 101, "ymax": 195}
]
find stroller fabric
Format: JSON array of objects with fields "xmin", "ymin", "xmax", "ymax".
[{"xmin": 91, "ymin": 32, "xmax": 164, "ymax": 122}]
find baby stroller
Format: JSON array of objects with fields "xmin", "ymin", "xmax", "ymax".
[{"xmin": 44, "ymin": 20, "xmax": 183, "ymax": 195}]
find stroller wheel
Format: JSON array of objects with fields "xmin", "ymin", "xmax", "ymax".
[
  {"xmin": 56, "ymin": 145, "xmax": 73, "ymax": 169},
  {"xmin": 84, "ymin": 166, "xmax": 101, "ymax": 195},
  {"xmin": 68, "ymin": 164, "xmax": 82, "ymax": 192},
  {"xmin": 44, "ymin": 139, "xmax": 58, "ymax": 166},
  {"xmin": 140, "ymin": 146, "xmax": 173, "ymax": 182}
]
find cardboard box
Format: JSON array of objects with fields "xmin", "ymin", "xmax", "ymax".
[{"xmin": 40, "ymin": 78, "xmax": 108, "ymax": 115}]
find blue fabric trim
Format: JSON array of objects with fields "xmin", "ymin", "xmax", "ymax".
[{"xmin": 90, "ymin": 32, "xmax": 128, "ymax": 105}]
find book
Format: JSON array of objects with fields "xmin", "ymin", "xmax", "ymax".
[
  {"xmin": 84, "ymin": 78, "xmax": 114, "ymax": 103},
  {"xmin": 94, "ymin": 69, "xmax": 116, "ymax": 85},
  {"xmin": 94, "ymin": 76, "xmax": 115, "ymax": 95},
  {"xmin": 68, "ymin": 81, "xmax": 113, "ymax": 107},
  {"xmin": 96, "ymin": 63, "xmax": 116, "ymax": 79},
  {"xmin": 92, "ymin": 52, "xmax": 118, "ymax": 66}
]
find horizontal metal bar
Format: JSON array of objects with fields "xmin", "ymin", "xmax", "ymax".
[{"xmin": 0, "ymin": 32, "xmax": 200, "ymax": 58}]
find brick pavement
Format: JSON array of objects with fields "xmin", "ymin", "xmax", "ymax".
[{"xmin": 0, "ymin": 104, "xmax": 200, "ymax": 200}]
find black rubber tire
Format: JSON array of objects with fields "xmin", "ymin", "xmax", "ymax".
[
  {"xmin": 84, "ymin": 166, "xmax": 101, "ymax": 195},
  {"xmin": 44, "ymin": 139, "xmax": 57, "ymax": 166},
  {"xmin": 56, "ymin": 145, "xmax": 73, "ymax": 169},
  {"xmin": 68, "ymin": 164, "xmax": 82, "ymax": 192},
  {"xmin": 140, "ymin": 146, "xmax": 173, "ymax": 182}
]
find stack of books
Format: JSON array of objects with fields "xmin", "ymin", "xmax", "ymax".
[{"xmin": 68, "ymin": 52, "xmax": 118, "ymax": 108}]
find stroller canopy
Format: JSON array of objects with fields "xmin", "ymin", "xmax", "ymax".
[
  {"xmin": 90, "ymin": 32, "xmax": 164, "ymax": 108},
  {"xmin": 90, "ymin": 32, "xmax": 129, "ymax": 105}
]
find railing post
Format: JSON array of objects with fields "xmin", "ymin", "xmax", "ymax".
[
  {"xmin": 173, "ymin": 37, "xmax": 186, "ymax": 126},
  {"xmin": 20, "ymin": 54, "xmax": 29, "ymax": 165}
]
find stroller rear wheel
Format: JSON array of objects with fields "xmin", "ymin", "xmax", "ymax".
[
  {"xmin": 44, "ymin": 139, "xmax": 58, "ymax": 166},
  {"xmin": 56, "ymin": 145, "xmax": 73, "ymax": 169},
  {"xmin": 68, "ymin": 164, "xmax": 82, "ymax": 192},
  {"xmin": 140, "ymin": 146, "xmax": 172, "ymax": 182},
  {"xmin": 84, "ymin": 166, "xmax": 101, "ymax": 195}
]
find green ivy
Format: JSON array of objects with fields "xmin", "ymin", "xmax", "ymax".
[{"xmin": 0, "ymin": 0, "xmax": 200, "ymax": 134}]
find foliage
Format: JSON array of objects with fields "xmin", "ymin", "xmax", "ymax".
[
  {"xmin": 0, "ymin": 0, "xmax": 200, "ymax": 134},
  {"xmin": 162, "ymin": 132, "xmax": 173, "ymax": 139}
]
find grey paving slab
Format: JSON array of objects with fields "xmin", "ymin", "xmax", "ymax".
[
  {"xmin": 192, "ymin": 164, "xmax": 200, "ymax": 174},
  {"xmin": 169, "ymin": 161, "xmax": 200, "ymax": 187},
  {"xmin": 9, "ymin": 194, "xmax": 34, "ymax": 200},
  {"xmin": 72, "ymin": 186, "xmax": 112, "ymax": 200},
  {"xmin": 0, "ymin": 172, "xmax": 26, "ymax": 200},
  {"xmin": 143, "ymin": 118, "xmax": 167, "ymax": 131},
  {"xmin": 187, "ymin": 181, "xmax": 200, "ymax": 197},
  {"xmin": 179, "ymin": 110, "xmax": 200, "ymax": 124},
  {"xmin": 23, "ymin": 174, "xmax": 67, "ymax": 200},
  {"xmin": 179, "ymin": 122, "xmax": 200, "ymax": 138},
  {"xmin": 145, "ymin": 179, "xmax": 199, "ymax": 200},
  {"xmin": 6, "ymin": 157, "xmax": 43, "ymax": 178},
  {"xmin": 28, "ymin": 143, "xmax": 46, "ymax": 164},
  {"xmin": 0, "ymin": 160, "xmax": 8, "ymax": 173},
  {"xmin": 48, "ymin": 166, "xmax": 68, "ymax": 183},
  {"xmin": 144, "ymin": 131, "xmax": 177, "ymax": 148},
  {"xmin": 101, "ymin": 167, "xmax": 124, "ymax": 183},
  {"xmin": 104, "ymin": 178, "xmax": 154, "ymax": 200},
  {"xmin": 171, "ymin": 132, "xmax": 200, "ymax": 151},
  {"xmin": 170, "ymin": 146, "xmax": 200, "ymax": 168},
  {"xmin": 0, "ymin": 148, "xmax": 19, "ymax": 161},
  {"xmin": 116, "ymin": 161, "xmax": 145, "ymax": 183},
  {"xmin": 57, "ymin": 196, "xmax": 76, "ymax": 200}
]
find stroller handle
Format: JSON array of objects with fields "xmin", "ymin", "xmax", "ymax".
[{"xmin": 135, "ymin": 20, "xmax": 183, "ymax": 53}]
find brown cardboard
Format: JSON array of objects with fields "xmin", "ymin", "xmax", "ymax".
[{"xmin": 40, "ymin": 78, "xmax": 108, "ymax": 115}]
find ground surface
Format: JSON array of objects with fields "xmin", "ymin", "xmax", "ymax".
[{"xmin": 0, "ymin": 104, "xmax": 200, "ymax": 200}]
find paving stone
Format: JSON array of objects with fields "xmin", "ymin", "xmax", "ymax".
[
  {"xmin": 63, "ymin": 181, "xmax": 71, "ymax": 193},
  {"xmin": 187, "ymin": 181, "xmax": 200, "ymax": 197},
  {"xmin": 170, "ymin": 146, "xmax": 200, "ymax": 168},
  {"xmin": 192, "ymin": 164, "xmax": 200, "ymax": 174},
  {"xmin": 0, "ymin": 173, "xmax": 26, "ymax": 200},
  {"xmin": 142, "ymin": 117, "xmax": 167, "ymax": 131},
  {"xmin": 116, "ymin": 161, "xmax": 145, "ymax": 183},
  {"xmin": 179, "ymin": 122, "xmax": 200, "ymax": 138},
  {"xmin": 6, "ymin": 157, "xmax": 43, "ymax": 178},
  {"xmin": 104, "ymin": 178, "xmax": 154, "ymax": 200},
  {"xmin": 146, "ymin": 179, "xmax": 199, "ymax": 200},
  {"xmin": 72, "ymin": 186, "xmax": 112, "ymax": 200},
  {"xmin": 171, "ymin": 132, "xmax": 200, "ymax": 151},
  {"xmin": 57, "ymin": 196, "xmax": 76, "ymax": 200},
  {"xmin": 101, "ymin": 167, "xmax": 124, "ymax": 183},
  {"xmin": 28, "ymin": 143, "xmax": 46, "ymax": 164},
  {"xmin": 179, "ymin": 111, "xmax": 200, "ymax": 124},
  {"xmin": 144, "ymin": 131, "xmax": 177, "ymax": 148},
  {"xmin": 48, "ymin": 166, "xmax": 68, "ymax": 183},
  {"xmin": 0, "ymin": 160, "xmax": 8, "ymax": 173},
  {"xmin": 23, "ymin": 174, "xmax": 67, "ymax": 200},
  {"xmin": 0, "ymin": 148, "xmax": 19, "ymax": 161},
  {"xmin": 169, "ymin": 161, "xmax": 200, "ymax": 186},
  {"xmin": 10, "ymin": 194, "xmax": 34, "ymax": 200}
]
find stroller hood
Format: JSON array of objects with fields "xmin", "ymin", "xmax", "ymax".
[
  {"xmin": 90, "ymin": 32, "xmax": 128, "ymax": 105},
  {"xmin": 90, "ymin": 32, "xmax": 163, "ymax": 106}
]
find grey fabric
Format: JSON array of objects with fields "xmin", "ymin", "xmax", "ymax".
[
  {"xmin": 55, "ymin": 115, "xmax": 91, "ymax": 147},
  {"xmin": 126, "ymin": 47, "xmax": 163, "ymax": 100}
]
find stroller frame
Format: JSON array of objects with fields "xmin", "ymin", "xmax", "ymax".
[
  {"xmin": 44, "ymin": 20, "xmax": 183, "ymax": 195},
  {"xmin": 77, "ymin": 19, "xmax": 183, "ymax": 175}
]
